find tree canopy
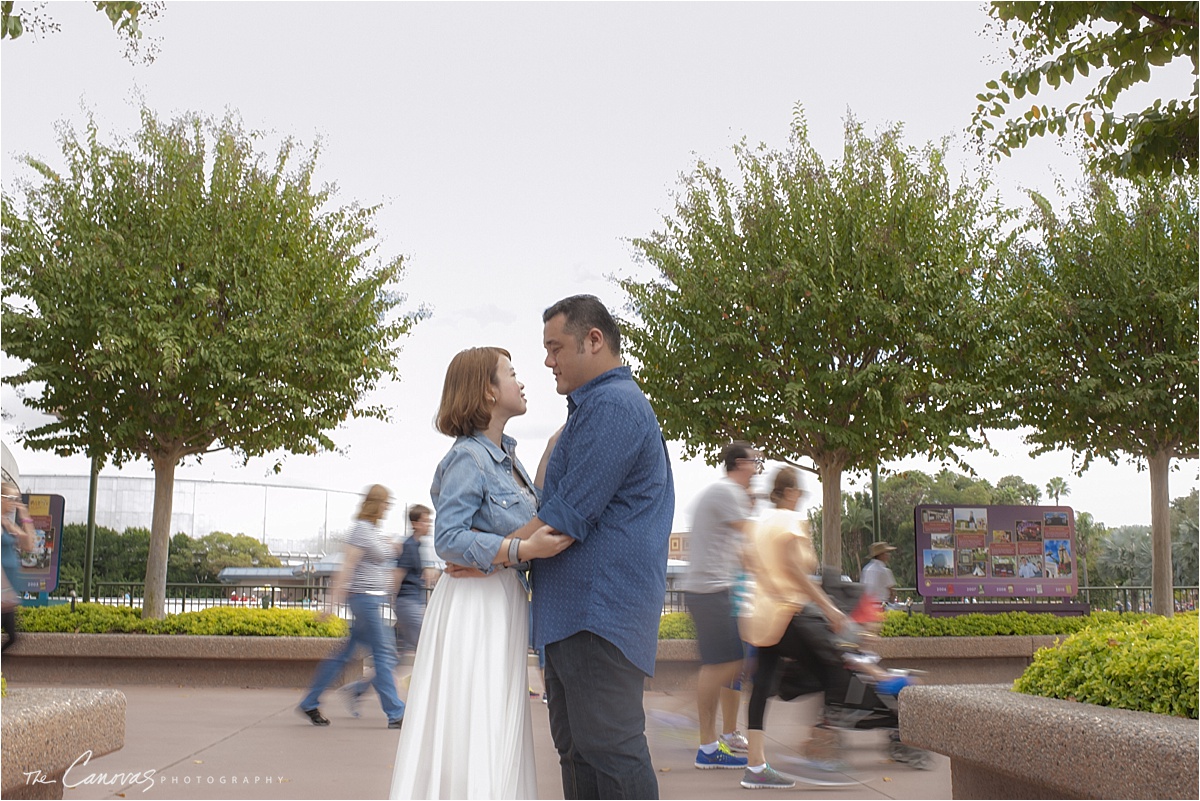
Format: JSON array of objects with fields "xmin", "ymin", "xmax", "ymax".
[
  {"xmin": 972, "ymin": 1, "xmax": 1198, "ymax": 177},
  {"xmin": 1, "ymin": 108, "xmax": 425, "ymax": 616},
  {"xmin": 995, "ymin": 168, "xmax": 1198, "ymax": 615},
  {"xmin": 622, "ymin": 110, "xmax": 1009, "ymax": 568},
  {"xmin": 1, "ymin": 1, "xmax": 160, "ymax": 62}
]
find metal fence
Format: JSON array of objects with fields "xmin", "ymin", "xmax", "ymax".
[
  {"xmin": 47, "ymin": 581, "xmax": 1200, "ymax": 618},
  {"xmin": 662, "ymin": 586, "xmax": 1198, "ymax": 615}
]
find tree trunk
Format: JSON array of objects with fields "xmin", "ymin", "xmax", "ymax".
[
  {"xmin": 819, "ymin": 460, "xmax": 843, "ymax": 570},
  {"xmin": 1149, "ymin": 450, "xmax": 1174, "ymax": 618},
  {"xmin": 143, "ymin": 454, "xmax": 177, "ymax": 620}
]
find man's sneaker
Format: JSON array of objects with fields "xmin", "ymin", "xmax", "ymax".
[
  {"xmin": 720, "ymin": 730, "xmax": 750, "ymax": 753},
  {"xmin": 297, "ymin": 706, "xmax": 330, "ymax": 726},
  {"xmin": 387, "ymin": 717, "xmax": 404, "ymax": 730},
  {"xmin": 695, "ymin": 741, "xmax": 749, "ymax": 769},
  {"xmin": 337, "ymin": 685, "xmax": 362, "ymax": 718},
  {"xmin": 741, "ymin": 764, "xmax": 796, "ymax": 790}
]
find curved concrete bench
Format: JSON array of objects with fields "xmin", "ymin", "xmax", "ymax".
[
  {"xmin": 898, "ymin": 684, "xmax": 1199, "ymax": 799},
  {"xmin": 2, "ymin": 634, "xmax": 362, "ymax": 688},
  {"xmin": 0, "ymin": 688, "xmax": 126, "ymax": 800}
]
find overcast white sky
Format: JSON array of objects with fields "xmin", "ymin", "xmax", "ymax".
[{"xmin": 2, "ymin": 1, "xmax": 1195, "ymax": 542}]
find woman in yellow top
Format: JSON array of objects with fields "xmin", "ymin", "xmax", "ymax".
[{"xmin": 739, "ymin": 466, "xmax": 849, "ymax": 790}]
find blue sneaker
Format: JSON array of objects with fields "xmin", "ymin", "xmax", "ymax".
[{"xmin": 695, "ymin": 741, "xmax": 748, "ymax": 769}]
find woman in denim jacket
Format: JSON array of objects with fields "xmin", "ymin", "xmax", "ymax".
[{"xmin": 391, "ymin": 347, "xmax": 571, "ymax": 800}]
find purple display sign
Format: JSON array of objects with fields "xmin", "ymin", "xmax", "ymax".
[
  {"xmin": 914, "ymin": 505, "xmax": 1077, "ymax": 598},
  {"xmin": 15, "ymin": 493, "xmax": 65, "ymax": 594}
]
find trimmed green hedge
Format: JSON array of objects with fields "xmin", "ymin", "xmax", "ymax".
[
  {"xmin": 658, "ymin": 611, "xmax": 697, "ymax": 640},
  {"xmin": 16, "ymin": 603, "xmax": 348, "ymax": 637},
  {"xmin": 1014, "ymin": 613, "xmax": 1199, "ymax": 719},
  {"xmin": 660, "ymin": 609, "xmax": 1152, "ymax": 639},
  {"xmin": 878, "ymin": 610, "xmax": 1154, "ymax": 637}
]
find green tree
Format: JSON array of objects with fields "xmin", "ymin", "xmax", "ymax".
[
  {"xmin": 1045, "ymin": 476, "xmax": 1071, "ymax": 504},
  {"xmin": 1074, "ymin": 509, "xmax": 1107, "ymax": 589},
  {"xmin": 1, "ymin": 1, "xmax": 160, "ymax": 62},
  {"xmin": 1, "ymin": 108, "xmax": 425, "ymax": 618},
  {"xmin": 1169, "ymin": 488, "xmax": 1199, "ymax": 585},
  {"xmin": 995, "ymin": 473, "xmax": 1042, "ymax": 505},
  {"xmin": 1095, "ymin": 524, "xmax": 1153, "ymax": 586},
  {"xmin": 841, "ymin": 490, "xmax": 875, "ymax": 579},
  {"xmin": 997, "ymin": 169, "xmax": 1198, "ymax": 616},
  {"xmin": 928, "ymin": 469, "xmax": 996, "ymax": 507},
  {"xmin": 59, "ymin": 523, "xmax": 148, "ymax": 586},
  {"xmin": 972, "ymin": 2, "xmax": 1198, "ymax": 177},
  {"xmin": 196, "ymin": 531, "xmax": 280, "ymax": 574},
  {"xmin": 622, "ymin": 111, "xmax": 1008, "ymax": 569},
  {"xmin": 166, "ymin": 532, "xmax": 208, "ymax": 584},
  {"xmin": 875, "ymin": 469, "xmax": 932, "ymax": 590}
]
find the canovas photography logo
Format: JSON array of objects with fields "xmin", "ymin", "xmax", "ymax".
[{"xmin": 23, "ymin": 750, "xmax": 284, "ymax": 794}]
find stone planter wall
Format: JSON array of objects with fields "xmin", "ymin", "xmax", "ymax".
[
  {"xmin": 0, "ymin": 688, "xmax": 126, "ymax": 800},
  {"xmin": 1, "ymin": 633, "xmax": 362, "ymax": 688},
  {"xmin": 898, "ymin": 684, "xmax": 1198, "ymax": 799},
  {"xmin": 648, "ymin": 635, "xmax": 1065, "ymax": 691}
]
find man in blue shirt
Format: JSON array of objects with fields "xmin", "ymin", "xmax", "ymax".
[{"xmin": 520, "ymin": 294, "xmax": 674, "ymax": 799}]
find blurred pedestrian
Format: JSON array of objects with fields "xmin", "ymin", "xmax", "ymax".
[
  {"xmin": 298, "ymin": 484, "xmax": 405, "ymax": 728},
  {"xmin": 740, "ymin": 466, "xmax": 850, "ymax": 789},
  {"xmin": 394, "ymin": 504, "xmax": 432, "ymax": 657},
  {"xmin": 1, "ymin": 482, "xmax": 36, "ymax": 652},
  {"xmin": 861, "ymin": 540, "xmax": 897, "ymax": 609},
  {"xmin": 338, "ymin": 502, "xmax": 433, "ymax": 715},
  {"xmin": 681, "ymin": 441, "xmax": 759, "ymax": 771}
]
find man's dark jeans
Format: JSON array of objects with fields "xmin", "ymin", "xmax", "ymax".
[{"xmin": 544, "ymin": 631, "xmax": 658, "ymax": 800}]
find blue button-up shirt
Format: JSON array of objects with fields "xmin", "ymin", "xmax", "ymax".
[
  {"xmin": 431, "ymin": 432, "xmax": 541, "ymax": 573},
  {"xmin": 532, "ymin": 366, "xmax": 674, "ymax": 676}
]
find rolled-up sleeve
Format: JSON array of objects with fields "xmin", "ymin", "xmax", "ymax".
[
  {"xmin": 432, "ymin": 446, "xmax": 505, "ymax": 571},
  {"xmin": 538, "ymin": 398, "xmax": 644, "ymax": 543}
]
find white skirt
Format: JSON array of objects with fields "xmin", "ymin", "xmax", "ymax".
[{"xmin": 389, "ymin": 568, "xmax": 537, "ymax": 800}]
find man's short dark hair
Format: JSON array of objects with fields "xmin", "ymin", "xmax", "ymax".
[
  {"xmin": 543, "ymin": 294, "xmax": 621, "ymax": 357},
  {"xmin": 408, "ymin": 504, "xmax": 431, "ymax": 523},
  {"xmin": 721, "ymin": 441, "xmax": 754, "ymax": 472}
]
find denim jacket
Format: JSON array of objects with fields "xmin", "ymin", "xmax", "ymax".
[{"xmin": 430, "ymin": 432, "xmax": 541, "ymax": 573}]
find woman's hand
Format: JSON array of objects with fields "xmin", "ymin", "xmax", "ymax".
[
  {"xmin": 823, "ymin": 604, "xmax": 848, "ymax": 634},
  {"xmin": 444, "ymin": 563, "xmax": 488, "ymax": 579},
  {"xmin": 520, "ymin": 525, "xmax": 574, "ymax": 560}
]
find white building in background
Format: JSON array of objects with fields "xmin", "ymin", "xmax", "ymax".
[{"xmin": 18, "ymin": 474, "xmax": 374, "ymax": 554}]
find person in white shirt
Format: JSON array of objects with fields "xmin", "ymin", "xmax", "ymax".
[{"xmin": 860, "ymin": 541, "xmax": 897, "ymax": 608}]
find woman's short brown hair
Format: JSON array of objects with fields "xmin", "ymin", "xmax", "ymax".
[
  {"xmin": 436, "ymin": 347, "xmax": 510, "ymax": 438},
  {"xmin": 769, "ymin": 466, "xmax": 801, "ymax": 505},
  {"xmin": 357, "ymin": 484, "xmax": 391, "ymax": 524}
]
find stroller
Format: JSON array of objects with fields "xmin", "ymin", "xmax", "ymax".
[{"xmin": 772, "ymin": 569, "xmax": 932, "ymax": 770}]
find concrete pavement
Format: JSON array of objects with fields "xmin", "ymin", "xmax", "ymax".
[{"xmin": 12, "ymin": 669, "xmax": 950, "ymax": 800}]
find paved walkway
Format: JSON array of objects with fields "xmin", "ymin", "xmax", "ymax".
[{"xmin": 20, "ymin": 669, "xmax": 950, "ymax": 800}]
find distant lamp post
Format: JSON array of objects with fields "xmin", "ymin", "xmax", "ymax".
[
  {"xmin": 47, "ymin": 409, "xmax": 103, "ymax": 602},
  {"xmin": 300, "ymin": 558, "xmax": 315, "ymax": 605}
]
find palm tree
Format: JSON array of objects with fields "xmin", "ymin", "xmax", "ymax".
[
  {"xmin": 842, "ymin": 493, "xmax": 874, "ymax": 579},
  {"xmin": 1046, "ymin": 477, "xmax": 1071, "ymax": 505}
]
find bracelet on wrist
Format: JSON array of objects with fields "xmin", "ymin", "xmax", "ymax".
[{"xmin": 508, "ymin": 536, "xmax": 521, "ymax": 565}]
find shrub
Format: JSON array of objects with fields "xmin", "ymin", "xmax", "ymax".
[
  {"xmin": 1013, "ymin": 613, "xmax": 1199, "ymax": 719},
  {"xmin": 878, "ymin": 610, "xmax": 1151, "ymax": 638},
  {"xmin": 17, "ymin": 603, "xmax": 147, "ymax": 633},
  {"xmin": 150, "ymin": 607, "xmax": 347, "ymax": 637},
  {"xmin": 16, "ymin": 603, "xmax": 347, "ymax": 637},
  {"xmin": 658, "ymin": 611, "xmax": 697, "ymax": 640}
]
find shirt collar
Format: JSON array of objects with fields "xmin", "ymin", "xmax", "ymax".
[
  {"xmin": 566, "ymin": 365, "xmax": 631, "ymax": 415},
  {"xmin": 470, "ymin": 431, "xmax": 516, "ymax": 464}
]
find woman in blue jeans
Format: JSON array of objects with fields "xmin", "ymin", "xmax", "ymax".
[{"xmin": 298, "ymin": 484, "xmax": 405, "ymax": 728}]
